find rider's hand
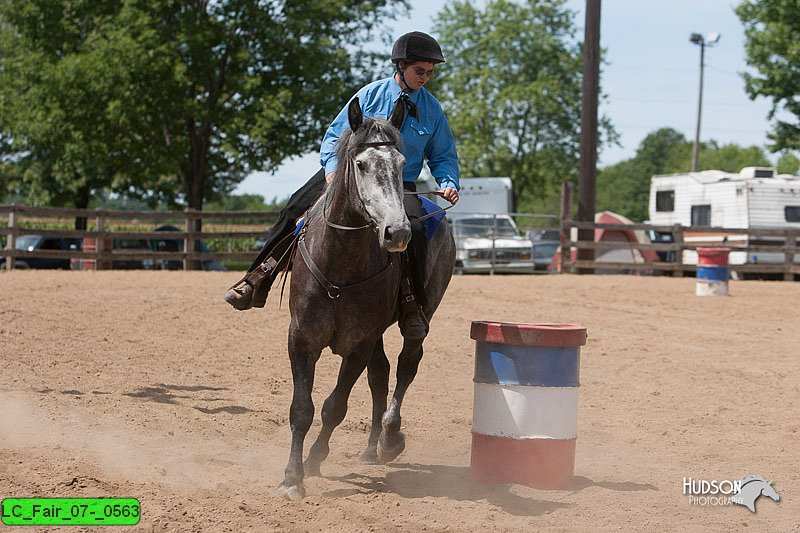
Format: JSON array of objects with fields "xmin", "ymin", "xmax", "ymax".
[
  {"xmin": 440, "ymin": 187, "xmax": 460, "ymax": 205},
  {"xmin": 325, "ymin": 172, "xmax": 335, "ymax": 184}
]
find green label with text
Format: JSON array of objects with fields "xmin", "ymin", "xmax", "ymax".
[{"xmin": 1, "ymin": 498, "xmax": 140, "ymax": 526}]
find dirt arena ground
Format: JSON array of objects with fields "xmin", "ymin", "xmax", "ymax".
[{"xmin": 0, "ymin": 271, "xmax": 797, "ymax": 532}]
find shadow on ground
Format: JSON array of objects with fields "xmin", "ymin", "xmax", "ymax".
[
  {"xmin": 322, "ymin": 463, "xmax": 658, "ymax": 516},
  {"xmin": 123, "ymin": 383, "xmax": 252, "ymax": 414},
  {"xmin": 323, "ymin": 463, "xmax": 570, "ymax": 516}
]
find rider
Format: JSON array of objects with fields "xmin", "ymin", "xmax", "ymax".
[{"xmin": 224, "ymin": 31, "xmax": 460, "ymax": 338}]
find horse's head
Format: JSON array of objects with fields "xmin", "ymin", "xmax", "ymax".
[
  {"xmin": 335, "ymin": 97, "xmax": 411, "ymax": 252},
  {"xmin": 761, "ymin": 481, "xmax": 780, "ymax": 502}
]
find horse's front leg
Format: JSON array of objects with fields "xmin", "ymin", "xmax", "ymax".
[
  {"xmin": 360, "ymin": 337, "xmax": 390, "ymax": 464},
  {"xmin": 378, "ymin": 337, "xmax": 424, "ymax": 462},
  {"xmin": 277, "ymin": 331, "xmax": 320, "ymax": 501},
  {"xmin": 305, "ymin": 340, "xmax": 374, "ymax": 476}
]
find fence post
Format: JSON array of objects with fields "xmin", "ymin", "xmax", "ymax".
[
  {"xmin": 95, "ymin": 211, "xmax": 107, "ymax": 270},
  {"xmin": 184, "ymin": 210, "xmax": 196, "ymax": 271},
  {"xmin": 559, "ymin": 182, "xmax": 572, "ymax": 274},
  {"xmin": 490, "ymin": 213, "xmax": 498, "ymax": 275},
  {"xmin": 672, "ymin": 224, "xmax": 684, "ymax": 278},
  {"xmin": 784, "ymin": 230, "xmax": 797, "ymax": 282},
  {"xmin": 6, "ymin": 206, "xmax": 17, "ymax": 270}
]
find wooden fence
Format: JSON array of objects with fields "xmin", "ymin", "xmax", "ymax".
[
  {"xmin": 3, "ymin": 203, "xmax": 799, "ymax": 280},
  {"xmin": 559, "ymin": 219, "xmax": 800, "ymax": 281},
  {"xmin": 1, "ymin": 204, "xmax": 279, "ymax": 270}
]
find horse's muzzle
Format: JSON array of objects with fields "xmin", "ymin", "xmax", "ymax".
[{"xmin": 382, "ymin": 223, "xmax": 411, "ymax": 252}]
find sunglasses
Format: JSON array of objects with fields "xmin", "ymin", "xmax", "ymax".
[{"xmin": 409, "ymin": 65, "xmax": 435, "ymax": 78}]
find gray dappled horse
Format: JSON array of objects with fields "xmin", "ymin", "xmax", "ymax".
[{"xmin": 277, "ymin": 98, "xmax": 455, "ymax": 500}]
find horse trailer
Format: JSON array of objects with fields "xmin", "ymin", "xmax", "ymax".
[
  {"xmin": 648, "ymin": 166, "xmax": 800, "ymax": 267},
  {"xmin": 418, "ymin": 174, "xmax": 514, "ymax": 215}
]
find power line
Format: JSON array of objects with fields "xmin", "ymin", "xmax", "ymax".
[{"xmin": 603, "ymin": 97, "xmax": 755, "ymax": 106}]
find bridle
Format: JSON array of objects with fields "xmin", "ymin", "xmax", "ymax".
[
  {"xmin": 322, "ymin": 139, "xmax": 399, "ymax": 232},
  {"xmin": 299, "ymin": 138, "xmax": 402, "ymax": 300},
  {"xmin": 299, "ymin": 137, "xmax": 452, "ymax": 302}
]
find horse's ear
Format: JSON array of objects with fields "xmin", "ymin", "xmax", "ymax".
[
  {"xmin": 348, "ymin": 97, "xmax": 362, "ymax": 132},
  {"xmin": 389, "ymin": 97, "xmax": 405, "ymax": 130}
]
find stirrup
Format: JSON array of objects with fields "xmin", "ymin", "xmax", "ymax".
[
  {"xmin": 400, "ymin": 306, "xmax": 429, "ymax": 339},
  {"xmin": 224, "ymin": 258, "xmax": 277, "ymax": 311}
]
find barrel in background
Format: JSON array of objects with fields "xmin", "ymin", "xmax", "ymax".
[{"xmin": 696, "ymin": 247, "xmax": 730, "ymax": 296}]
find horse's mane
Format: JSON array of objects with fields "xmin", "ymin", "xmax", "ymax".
[
  {"xmin": 335, "ymin": 116, "xmax": 402, "ymax": 165},
  {"xmin": 318, "ymin": 117, "xmax": 403, "ymax": 208},
  {"xmin": 739, "ymin": 476, "xmax": 767, "ymax": 487}
]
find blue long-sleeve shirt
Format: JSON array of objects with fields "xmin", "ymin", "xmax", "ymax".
[{"xmin": 320, "ymin": 76, "xmax": 460, "ymax": 191}]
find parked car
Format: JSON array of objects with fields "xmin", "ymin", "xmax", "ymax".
[
  {"xmin": 645, "ymin": 229, "xmax": 676, "ymax": 262},
  {"xmin": 70, "ymin": 226, "xmax": 226, "ymax": 271},
  {"xmin": 449, "ymin": 213, "xmax": 534, "ymax": 274},
  {"xmin": 529, "ymin": 228, "xmax": 560, "ymax": 272},
  {"xmin": 113, "ymin": 237, "xmax": 156, "ymax": 270},
  {"xmin": 150, "ymin": 225, "xmax": 226, "ymax": 271},
  {"xmin": 0, "ymin": 235, "xmax": 82, "ymax": 269}
]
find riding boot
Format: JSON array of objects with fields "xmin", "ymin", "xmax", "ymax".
[
  {"xmin": 399, "ymin": 267, "xmax": 429, "ymax": 339},
  {"xmin": 224, "ymin": 257, "xmax": 277, "ymax": 311},
  {"xmin": 224, "ymin": 168, "xmax": 327, "ymax": 312}
]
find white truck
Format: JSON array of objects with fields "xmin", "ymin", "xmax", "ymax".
[
  {"xmin": 648, "ymin": 166, "xmax": 800, "ymax": 266},
  {"xmin": 417, "ymin": 174, "xmax": 533, "ymax": 273}
]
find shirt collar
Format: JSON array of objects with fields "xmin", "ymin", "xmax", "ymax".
[{"xmin": 391, "ymin": 75, "xmax": 418, "ymax": 100}]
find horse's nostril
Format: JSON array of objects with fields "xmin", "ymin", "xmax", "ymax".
[{"xmin": 384, "ymin": 227, "xmax": 392, "ymax": 241}]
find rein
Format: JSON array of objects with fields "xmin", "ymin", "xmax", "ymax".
[{"xmin": 403, "ymin": 190, "xmax": 455, "ymax": 224}]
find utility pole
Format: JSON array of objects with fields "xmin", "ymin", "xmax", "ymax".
[
  {"xmin": 690, "ymin": 32, "xmax": 720, "ymax": 173},
  {"xmin": 691, "ymin": 40, "xmax": 705, "ymax": 172},
  {"xmin": 577, "ymin": 0, "xmax": 601, "ymax": 273}
]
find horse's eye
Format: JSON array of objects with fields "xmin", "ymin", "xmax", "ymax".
[{"xmin": 355, "ymin": 160, "xmax": 364, "ymax": 170}]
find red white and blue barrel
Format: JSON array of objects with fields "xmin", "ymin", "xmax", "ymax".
[
  {"xmin": 470, "ymin": 321, "xmax": 588, "ymax": 489},
  {"xmin": 696, "ymin": 247, "xmax": 730, "ymax": 296}
]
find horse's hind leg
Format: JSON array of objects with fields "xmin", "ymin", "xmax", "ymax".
[
  {"xmin": 305, "ymin": 344, "xmax": 372, "ymax": 477},
  {"xmin": 378, "ymin": 338, "xmax": 424, "ymax": 463},
  {"xmin": 277, "ymin": 334, "xmax": 320, "ymax": 501},
  {"xmin": 360, "ymin": 337, "xmax": 390, "ymax": 464}
]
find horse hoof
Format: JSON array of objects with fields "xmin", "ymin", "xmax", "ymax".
[
  {"xmin": 377, "ymin": 431, "xmax": 406, "ymax": 463},
  {"xmin": 304, "ymin": 461, "xmax": 322, "ymax": 478},
  {"xmin": 359, "ymin": 448, "xmax": 380, "ymax": 464},
  {"xmin": 277, "ymin": 482, "xmax": 306, "ymax": 501}
]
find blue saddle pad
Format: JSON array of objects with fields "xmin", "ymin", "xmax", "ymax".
[
  {"xmin": 419, "ymin": 196, "xmax": 446, "ymax": 240},
  {"xmin": 293, "ymin": 217, "xmax": 306, "ymax": 236}
]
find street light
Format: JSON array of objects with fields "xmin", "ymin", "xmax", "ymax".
[{"xmin": 689, "ymin": 32, "xmax": 720, "ymax": 172}]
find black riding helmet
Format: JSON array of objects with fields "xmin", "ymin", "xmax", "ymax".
[{"xmin": 391, "ymin": 32, "xmax": 445, "ymax": 64}]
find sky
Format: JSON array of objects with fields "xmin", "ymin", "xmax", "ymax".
[{"xmin": 235, "ymin": 0, "xmax": 779, "ymax": 202}]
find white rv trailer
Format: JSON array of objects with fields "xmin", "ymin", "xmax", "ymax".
[{"xmin": 648, "ymin": 166, "xmax": 800, "ymax": 265}]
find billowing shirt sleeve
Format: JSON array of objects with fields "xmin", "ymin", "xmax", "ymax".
[
  {"xmin": 319, "ymin": 108, "xmax": 347, "ymax": 175},
  {"xmin": 425, "ymin": 106, "xmax": 460, "ymax": 191}
]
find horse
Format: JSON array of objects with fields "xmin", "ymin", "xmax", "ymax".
[
  {"xmin": 277, "ymin": 97, "xmax": 456, "ymax": 500},
  {"xmin": 732, "ymin": 476, "xmax": 780, "ymax": 513}
]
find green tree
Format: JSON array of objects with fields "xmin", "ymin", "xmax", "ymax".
[
  {"xmin": 431, "ymin": 0, "xmax": 615, "ymax": 214},
  {"xmin": 597, "ymin": 128, "xmax": 771, "ymax": 221},
  {"xmin": 699, "ymin": 142, "xmax": 771, "ymax": 172},
  {"xmin": 596, "ymin": 128, "xmax": 690, "ymax": 221},
  {"xmin": 0, "ymin": 0, "xmax": 407, "ymax": 218},
  {"xmin": 205, "ymin": 193, "xmax": 284, "ymax": 212},
  {"xmin": 776, "ymin": 152, "xmax": 800, "ymax": 174},
  {"xmin": 737, "ymin": 0, "xmax": 800, "ymax": 152}
]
